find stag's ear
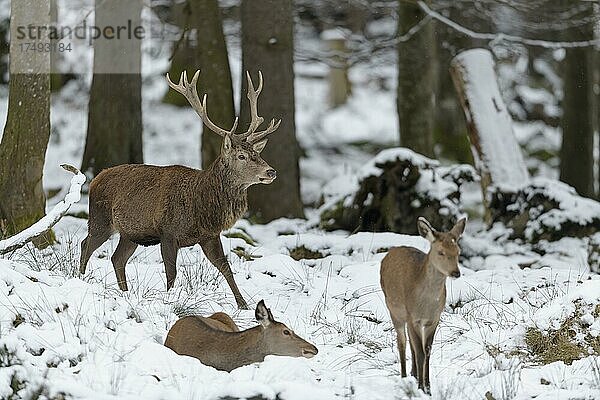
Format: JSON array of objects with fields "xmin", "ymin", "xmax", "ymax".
[
  {"xmin": 450, "ymin": 217, "xmax": 467, "ymax": 239},
  {"xmin": 256, "ymin": 300, "xmax": 274, "ymax": 327},
  {"xmin": 222, "ymin": 134, "xmax": 232, "ymax": 153},
  {"xmin": 417, "ymin": 217, "xmax": 436, "ymax": 242},
  {"xmin": 253, "ymin": 139, "xmax": 268, "ymax": 154}
]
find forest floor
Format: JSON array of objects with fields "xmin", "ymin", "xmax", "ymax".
[{"xmin": 0, "ymin": 46, "xmax": 599, "ymax": 399}]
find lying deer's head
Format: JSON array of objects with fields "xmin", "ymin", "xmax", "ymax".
[
  {"xmin": 417, "ymin": 217, "xmax": 467, "ymax": 278},
  {"xmin": 166, "ymin": 70, "xmax": 280, "ymax": 187},
  {"xmin": 255, "ymin": 300, "xmax": 318, "ymax": 359}
]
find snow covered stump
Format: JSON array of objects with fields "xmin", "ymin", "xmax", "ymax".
[
  {"xmin": 0, "ymin": 164, "xmax": 86, "ymax": 255},
  {"xmin": 319, "ymin": 148, "xmax": 475, "ymax": 235}
]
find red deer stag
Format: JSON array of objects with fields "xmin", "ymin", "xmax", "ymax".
[{"xmin": 79, "ymin": 70, "xmax": 282, "ymax": 309}]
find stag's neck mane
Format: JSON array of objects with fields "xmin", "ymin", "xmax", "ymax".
[{"xmin": 194, "ymin": 156, "xmax": 248, "ymax": 229}]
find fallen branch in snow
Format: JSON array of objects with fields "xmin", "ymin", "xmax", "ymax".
[{"xmin": 0, "ymin": 164, "xmax": 86, "ymax": 255}]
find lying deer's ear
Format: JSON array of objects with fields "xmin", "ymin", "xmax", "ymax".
[
  {"xmin": 256, "ymin": 300, "xmax": 273, "ymax": 327},
  {"xmin": 222, "ymin": 134, "xmax": 232, "ymax": 153},
  {"xmin": 253, "ymin": 139, "xmax": 268, "ymax": 154},
  {"xmin": 450, "ymin": 217, "xmax": 467, "ymax": 239},
  {"xmin": 417, "ymin": 217, "xmax": 436, "ymax": 242}
]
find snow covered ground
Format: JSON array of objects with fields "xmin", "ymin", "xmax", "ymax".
[{"xmin": 0, "ymin": 213, "xmax": 599, "ymax": 399}]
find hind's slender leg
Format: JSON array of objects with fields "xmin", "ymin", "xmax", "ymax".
[{"xmin": 111, "ymin": 236, "xmax": 138, "ymax": 291}]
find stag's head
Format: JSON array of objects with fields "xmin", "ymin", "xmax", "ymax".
[{"xmin": 166, "ymin": 70, "xmax": 280, "ymax": 187}]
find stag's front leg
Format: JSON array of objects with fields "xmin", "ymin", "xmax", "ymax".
[{"xmin": 201, "ymin": 237, "xmax": 249, "ymax": 309}]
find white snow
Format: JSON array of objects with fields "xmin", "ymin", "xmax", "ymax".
[{"xmin": 451, "ymin": 49, "xmax": 530, "ymax": 192}]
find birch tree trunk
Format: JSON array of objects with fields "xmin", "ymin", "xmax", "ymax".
[{"xmin": 0, "ymin": 0, "xmax": 52, "ymax": 242}]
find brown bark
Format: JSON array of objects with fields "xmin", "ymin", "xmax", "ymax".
[
  {"xmin": 558, "ymin": 2, "xmax": 595, "ymax": 198},
  {"xmin": 0, "ymin": 0, "xmax": 52, "ymax": 241},
  {"xmin": 241, "ymin": 0, "xmax": 304, "ymax": 221},
  {"xmin": 81, "ymin": 0, "xmax": 143, "ymax": 177},
  {"xmin": 397, "ymin": 0, "xmax": 435, "ymax": 157}
]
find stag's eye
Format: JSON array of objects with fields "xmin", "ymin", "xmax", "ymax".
[
  {"xmin": 238, "ymin": 154, "xmax": 246, "ymax": 160},
  {"xmin": 283, "ymin": 329, "xmax": 291, "ymax": 336}
]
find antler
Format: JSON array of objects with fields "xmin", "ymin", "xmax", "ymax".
[
  {"xmin": 237, "ymin": 71, "xmax": 281, "ymax": 143},
  {"xmin": 166, "ymin": 70, "xmax": 238, "ymax": 138}
]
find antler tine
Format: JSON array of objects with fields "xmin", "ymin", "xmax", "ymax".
[
  {"xmin": 165, "ymin": 70, "xmax": 235, "ymax": 138},
  {"xmin": 238, "ymin": 70, "xmax": 281, "ymax": 143}
]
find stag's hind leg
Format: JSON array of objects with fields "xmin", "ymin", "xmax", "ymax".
[
  {"xmin": 160, "ymin": 239, "xmax": 178, "ymax": 290},
  {"xmin": 111, "ymin": 236, "xmax": 138, "ymax": 291},
  {"xmin": 79, "ymin": 223, "xmax": 112, "ymax": 275}
]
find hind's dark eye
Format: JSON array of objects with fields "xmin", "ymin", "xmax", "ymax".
[
  {"xmin": 283, "ymin": 329, "xmax": 291, "ymax": 336},
  {"xmin": 438, "ymin": 251, "xmax": 444, "ymax": 256},
  {"xmin": 238, "ymin": 154, "xmax": 246, "ymax": 160}
]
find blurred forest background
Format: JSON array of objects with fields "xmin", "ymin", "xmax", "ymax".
[{"xmin": 0, "ymin": 0, "xmax": 599, "ymax": 240}]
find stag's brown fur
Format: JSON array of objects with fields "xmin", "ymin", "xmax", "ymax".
[
  {"xmin": 80, "ymin": 70, "xmax": 281, "ymax": 309},
  {"xmin": 380, "ymin": 217, "xmax": 466, "ymax": 394},
  {"xmin": 164, "ymin": 301, "xmax": 318, "ymax": 372}
]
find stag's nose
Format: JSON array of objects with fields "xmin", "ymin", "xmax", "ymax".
[
  {"xmin": 266, "ymin": 169, "xmax": 277, "ymax": 179},
  {"xmin": 450, "ymin": 270, "xmax": 461, "ymax": 278}
]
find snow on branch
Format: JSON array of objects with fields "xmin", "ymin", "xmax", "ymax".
[
  {"xmin": 417, "ymin": 1, "xmax": 600, "ymax": 49},
  {"xmin": 0, "ymin": 164, "xmax": 86, "ymax": 255}
]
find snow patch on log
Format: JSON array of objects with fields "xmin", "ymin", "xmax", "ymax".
[
  {"xmin": 450, "ymin": 49, "xmax": 529, "ymax": 193},
  {"xmin": 0, "ymin": 164, "xmax": 86, "ymax": 255}
]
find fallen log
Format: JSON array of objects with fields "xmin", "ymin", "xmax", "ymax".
[{"xmin": 0, "ymin": 164, "xmax": 86, "ymax": 255}]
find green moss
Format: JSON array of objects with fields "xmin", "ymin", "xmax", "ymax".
[{"xmin": 288, "ymin": 245, "xmax": 326, "ymax": 261}]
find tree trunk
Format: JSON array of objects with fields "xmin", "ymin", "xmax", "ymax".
[
  {"xmin": 81, "ymin": 0, "xmax": 143, "ymax": 178},
  {"xmin": 190, "ymin": 0, "xmax": 235, "ymax": 169},
  {"xmin": 0, "ymin": 0, "xmax": 52, "ymax": 241},
  {"xmin": 559, "ymin": 2, "xmax": 594, "ymax": 198},
  {"xmin": 397, "ymin": 0, "xmax": 435, "ymax": 157},
  {"xmin": 241, "ymin": 0, "xmax": 304, "ymax": 221}
]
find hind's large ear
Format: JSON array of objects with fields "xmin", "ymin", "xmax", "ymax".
[
  {"xmin": 417, "ymin": 217, "xmax": 436, "ymax": 242},
  {"xmin": 450, "ymin": 217, "xmax": 467, "ymax": 239},
  {"xmin": 256, "ymin": 300, "xmax": 274, "ymax": 327},
  {"xmin": 222, "ymin": 134, "xmax": 232, "ymax": 153},
  {"xmin": 253, "ymin": 139, "xmax": 268, "ymax": 154}
]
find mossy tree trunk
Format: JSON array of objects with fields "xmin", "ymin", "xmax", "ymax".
[
  {"xmin": 0, "ymin": 0, "xmax": 52, "ymax": 242},
  {"xmin": 397, "ymin": 0, "xmax": 435, "ymax": 157},
  {"xmin": 81, "ymin": 0, "xmax": 143, "ymax": 178},
  {"xmin": 241, "ymin": 0, "xmax": 304, "ymax": 221},
  {"xmin": 162, "ymin": 0, "xmax": 235, "ymax": 169},
  {"xmin": 559, "ymin": 2, "xmax": 595, "ymax": 198}
]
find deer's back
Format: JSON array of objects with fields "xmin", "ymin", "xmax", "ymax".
[
  {"xmin": 164, "ymin": 316, "xmax": 259, "ymax": 372},
  {"xmin": 90, "ymin": 164, "xmax": 205, "ymax": 244}
]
